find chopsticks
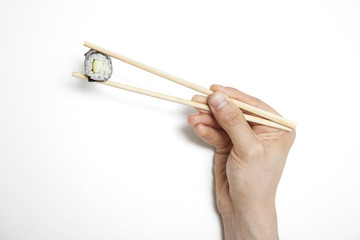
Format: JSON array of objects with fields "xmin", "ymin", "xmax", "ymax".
[
  {"xmin": 72, "ymin": 72, "xmax": 292, "ymax": 131},
  {"xmin": 83, "ymin": 41, "xmax": 297, "ymax": 130},
  {"xmin": 72, "ymin": 72, "xmax": 210, "ymax": 111}
]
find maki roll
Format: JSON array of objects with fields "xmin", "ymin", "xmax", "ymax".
[{"xmin": 84, "ymin": 49, "xmax": 112, "ymax": 81}]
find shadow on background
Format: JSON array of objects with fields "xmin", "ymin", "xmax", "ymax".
[{"xmin": 179, "ymin": 107, "xmax": 225, "ymax": 240}]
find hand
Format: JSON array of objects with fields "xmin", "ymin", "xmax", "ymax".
[{"xmin": 188, "ymin": 85, "xmax": 296, "ymax": 240}]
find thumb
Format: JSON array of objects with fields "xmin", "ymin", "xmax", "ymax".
[{"xmin": 208, "ymin": 92, "xmax": 260, "ymax": 154}]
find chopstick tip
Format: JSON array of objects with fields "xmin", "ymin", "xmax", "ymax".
[{"xmin": 72, "ymin": 72, "xmax": 89, "ymax": 80}]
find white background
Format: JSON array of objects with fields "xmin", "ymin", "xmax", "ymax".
[{"xmin": 0, "ymin": 0, "xmax": 359, "ymax": 239}]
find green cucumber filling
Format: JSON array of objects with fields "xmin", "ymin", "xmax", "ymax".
[{"xmin": 92, "ymin": 59, "xmax": 104, "ymax": 73}]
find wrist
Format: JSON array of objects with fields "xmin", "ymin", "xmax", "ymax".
[
  {"xmin": 233, "ymin": 201, "xmax": 279, "ymax": 240},
  {"xmin": 221, "ymin": 214, "xmax": 234, "ymax": 240}
]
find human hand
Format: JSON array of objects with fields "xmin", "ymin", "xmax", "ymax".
[{"xmin": 188, "ymin": 85, "xmax": 296, "ymax": 240}]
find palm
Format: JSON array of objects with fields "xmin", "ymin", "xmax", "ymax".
[{"xmin": 213, "ymin": 126, "xmax": 268, "ymax": 212}]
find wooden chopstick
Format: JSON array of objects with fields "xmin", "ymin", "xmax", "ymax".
[
  {"xmin": 72, "ymin": 72, "xmax": 292, "ymax": 132},
  {"xmin": 83, "ymin": 41, "xmax": 297, "ymax": 129},
  {"xmin": 72, "ymin": 72, "xmax": 209, "ymax": 111}
]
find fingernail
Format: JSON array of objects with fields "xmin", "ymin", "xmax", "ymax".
[{"xmin": 210, "ymin": 93, "xmax": 228, "ymax": 110}]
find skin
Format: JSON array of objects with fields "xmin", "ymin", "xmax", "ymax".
[{"xmin": 188, "ymin": 85, "xmax": 296, "ymax": 240}]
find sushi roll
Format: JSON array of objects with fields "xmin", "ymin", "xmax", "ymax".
[{"xmin": 84, "ymin": 49, "xmax": 112, "ymax": 81}]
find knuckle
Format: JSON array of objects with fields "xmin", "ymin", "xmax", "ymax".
[
  {"xmin": 231, "ymin": 142, "xmax": 264, "ymax": 161},
  {"xmin": 251, "ymin": 97, "xmax": 262, "ymax": 108},
  {"xmin": 227, "ymin": 86, "xmax": 238, "ymax": 92},
  {"xmin": 194, "ymin": 123, "xmax": 207, "ymax": 137},
  {"xmin": 246, "ymin": 143, "xmax": 264, "ymax": 159},
  {"xmin": 222, "ymin": 110, "xmax": 244, "ymax": 128},
  {"xmin": 187, "ymin": 114, "xmax": 199, "ymax": 126}
]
